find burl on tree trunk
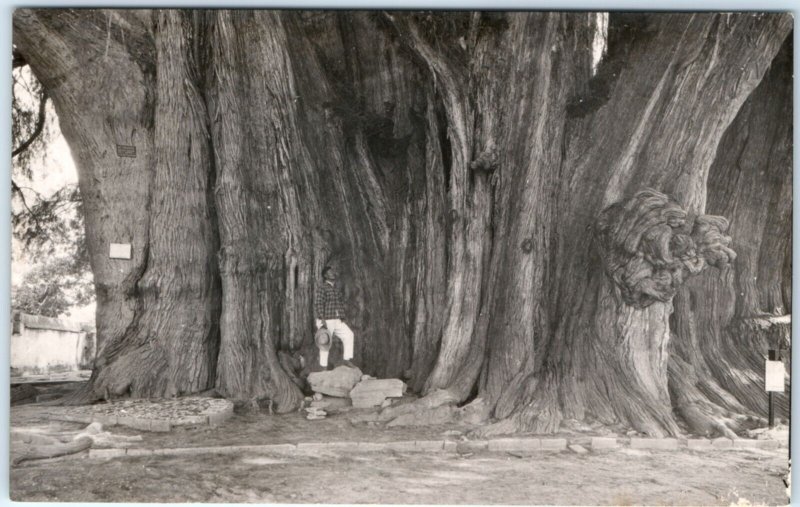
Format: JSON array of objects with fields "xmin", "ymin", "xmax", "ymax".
[
  {"xmin": 479, "ymin": 190, "xmax": 738, "ymax": 437},
  {"xmin": 589, "ymin": 190, "xmax": 736, "ymax": 436}
]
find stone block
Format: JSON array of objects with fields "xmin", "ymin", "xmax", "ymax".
[
  {"xmin": 711, "ymin": 437, "xmax": 734, "ymax": 449},
  {"xmin": 170, "ymin": 446, "xmax": 221, "ymax": 456},
  {"xmin": 170, "ymin": 415, "xmax": 208, "ymax": 426},
  {"xmin": 89, "ymin": 448, "xmax": 126, "ymax": 459},
  {"xmin": 687, "ymin": 439, "xmax": 713, "ymax": 450},
  {"xmin": 488, "ymin": 438, "xmax": 541, "ymax": 452},
  {"xmin": 117, "ymin": 416, "xmax": 137, "ymax": 429},
  {"xmin": 125, "ymin": 448, "xmax": 153, "ymax": 457},
  {"xmin": 456, "ymin": 440, "xmax": 488, "ymax": 454},
  {"xmin": 541, "ymin": 438, "xmax": 567, "ymax": 451},
  {"xmin": 260, "ymin": 444, "xmax": 297, "ymax": 454},
  {"xmin": 385, "ymin": 440, "xmax": 417, "ymax": 452},
  {"xmin": 130, "ymin": 418, "xmax": 152, "ymax": 431},
  {"xmin": 590, "ymin": 437, "xmax": 619, "ymax": 450},
  {"xmin": 630, "ymin": 438, "xmax": 678, "ymax": 450},
  {"xmin": 308, "ymin": 366, "xmax": 363, "ymax": 397},
  {"xmin": 414, "ymin": 440, "xmax": 444, "ymax": 451},
  {"xmin": 568, "ymin": 444, "xmax": 589, "ymax": 455},
  {"xmin": 733, "ymin": 439, "xmax": 779, "ymax": 450},
  {"xmin": 324, "ymin": 441, "xmax": 359, "ymax": 451},
  {"xmin": 443, "ymin": 441, "xmax": 458, "ymax": 452},
  {"xmin": 149, "ymin": 419, "xmax": 171, "ymax": 432},
  {"xmin": 350, "ymin": 379, "xmax": 405, "ymax": 408},
  {"xmin": 756, "ymin": 440, "xmax": 780, "ymax": 450},
  {"xmin": 356, "ymin": 442, "xmax": 387, "ymax": 452},
  {"xmin": 297, "ymin": 442, "xmax": 329, "ymax": 452}
]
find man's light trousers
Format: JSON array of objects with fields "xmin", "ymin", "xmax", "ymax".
[{"xmin": 318, "ymin": 319, "xmax": 354, "ymax": 367}]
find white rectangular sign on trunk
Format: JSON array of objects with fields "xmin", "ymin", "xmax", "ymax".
[
  {"xmin": 765, "ymin": 360, "xmax": 785, "ymax": 392},
  {"xmin": 109, "ymin": 243, "xmax": 132, "ymax": 260}
]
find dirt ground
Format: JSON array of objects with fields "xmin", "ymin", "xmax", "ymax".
[{"xmin": 10, "ymin": 403, "xmax": 791, "ymax": 505}]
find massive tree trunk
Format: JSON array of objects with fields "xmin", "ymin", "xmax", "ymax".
[
  {"xmin": 474, "ymin": 13, "xmax": 791, "ymax": 437},
  {"xmin": 669, "ymin": 37, "xmax": 793, "ymax": 436},
  {"xmin": 204, "ymin": 10, "xmax": 308, "ymax": 411},
  {"xmin": 13, "ymin": 10, "xmax": 220, "ymax": 399},
  {"xmin": 13, "ymin": 9, "xmax": 792, "ymax": 435}
]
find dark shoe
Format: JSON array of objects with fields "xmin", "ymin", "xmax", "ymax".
[{"xmin": 341, "ymin": 359, "xmax": 358, "ymax": 369}]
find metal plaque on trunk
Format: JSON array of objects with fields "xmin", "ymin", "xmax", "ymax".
[
  {"xmin": 116, "ymin": 144, "xmax": 137, "ymax": 158},
  {"xmin": 109, "ymin": 243, "xmax": 132, "ymax": 260},
  {"xmin": 765, "ymin": 360, "xmax": 785, "ymax": 392}
]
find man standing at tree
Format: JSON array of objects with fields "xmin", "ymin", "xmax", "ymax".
[{"xmin": 314, "ymin": 266, "xmax": 356, "ymax": 369}]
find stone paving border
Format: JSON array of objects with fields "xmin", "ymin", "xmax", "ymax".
[{"xmin": 85, "ymin": 436, "xmax": 787, "ymax": 460}]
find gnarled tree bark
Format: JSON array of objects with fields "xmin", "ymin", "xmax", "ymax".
[{"xmin": 13, "ymin": 10, "xmax": 792, "ymax": 433}]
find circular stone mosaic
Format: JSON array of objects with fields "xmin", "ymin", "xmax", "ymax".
[{"xmin": 53, "ymin": 397, "xmax": 234, "ymax": 432}]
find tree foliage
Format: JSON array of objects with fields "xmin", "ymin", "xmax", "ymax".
[
  {"xmin": 11, "ymin": 53, "xmax": 94, "ymax": 319},
  {"xmin": 12, "ymin": 256, "xmax": 94, "ymax": 318}
]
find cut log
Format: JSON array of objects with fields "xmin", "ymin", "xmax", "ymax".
[{"xmin": 12, "ymin": 436, "xmax": 93, "ymax": 465}]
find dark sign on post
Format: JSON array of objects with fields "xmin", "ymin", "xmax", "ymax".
[{"xmin": 116, "ymin": 144, "xmax": 137, "ymax": 158}]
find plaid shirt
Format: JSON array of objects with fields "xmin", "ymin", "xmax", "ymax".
[{"xmin": 314, "ymin": 282, "xmax": 346, "ymax": 320}]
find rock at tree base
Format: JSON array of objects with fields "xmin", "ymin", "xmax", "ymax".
[
  {"xmin": 305, "ymin": 407, "xmax": 327, "ymax": 420},
  {"xmin": 457, "ymin": 397, "xmax": 491, "ymax": 425},
  {"xmin": 307, "ymin": 366, "xmax": 363, "ymax": 397},
  {"xmin": 310, "ymin": 396, "xmax": 352, "ymax": 413},
  {"xmin": 350, "ymin": 378, "xmax": 405, "ymax": 408}
]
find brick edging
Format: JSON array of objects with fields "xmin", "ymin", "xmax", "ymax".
[{"xmin": 86, "ymin": 436, "xmax": 787, "ymax": 459}]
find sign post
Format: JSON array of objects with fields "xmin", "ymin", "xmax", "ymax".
[{"xmin": 765, "ymin": 349, "xmax": 784, "ymax": 428}]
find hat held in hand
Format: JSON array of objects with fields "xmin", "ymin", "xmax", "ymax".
[{"xmin": 315, "ymin": 327, "xmax": 332, "ymax": 351}]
